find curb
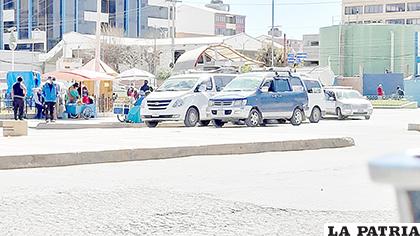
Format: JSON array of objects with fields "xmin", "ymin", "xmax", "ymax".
[
  {"xmin": 408, "ymin": 124, "xmax": 420, "ymax": 131},
  {"xmin": 34, "ymin": 122, "xmax": 145, "ymax": 129},
  {"xmin": 0, "ymin": 137, "xmax": 355, "ymax": 170}
]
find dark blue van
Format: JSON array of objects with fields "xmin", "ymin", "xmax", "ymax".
[{"xmin": 208, "ymin": 70, "xmax": 309, "ymax": 127}]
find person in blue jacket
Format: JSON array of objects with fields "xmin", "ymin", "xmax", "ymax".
[{"xmin": 42, "ymin": 77, "xmax": 58, "ymax": 123}]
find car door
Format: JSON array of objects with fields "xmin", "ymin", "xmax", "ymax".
[
  {"xmin": 275, "ymin": 77, "xmax": 295, "ymax": 118},
  {"xmin": 324, "ymin": 90, "xmax": 337, "ymax": 114},
  {"xmin": 258, "ymin": 78, "xmax": 276, "ymax": 118},
  {"xmin": 194, "ymin": 77, "xmax": 214, "ymax": 120},
  {"xmin": 304, "ymin": 79, "xmax": 326, "ymax": 112}
]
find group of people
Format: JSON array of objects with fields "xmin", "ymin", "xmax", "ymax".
[
  {"xmin": 11, "ymin": 76, "xmax": 93, "ymax": 122},
  {"xmin": 127, "ymin": 80, "xmax": 153, "ymax": 102},
  {"xmin": 376, "ymin": 84, "xmax": 405, "ymax": 99}
]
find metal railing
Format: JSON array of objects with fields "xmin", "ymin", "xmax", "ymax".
[{"xmin": 0, "ymin": 94, "xmax": 37, "ymax": 117}]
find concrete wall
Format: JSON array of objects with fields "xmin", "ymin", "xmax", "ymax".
[{"xmin": 334, "ymin": 76, "xmax": 363, "ymax": 93}]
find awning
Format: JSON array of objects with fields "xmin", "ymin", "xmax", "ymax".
[{"xmin": 44, "ymin": 69, "xmax": 115, "ymax": 82}]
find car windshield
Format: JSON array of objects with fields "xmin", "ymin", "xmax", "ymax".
[
  {"xmin": 157, "ymin": 77, "xmax": 199, "ymax": 92},
  {"xmin": 223, "ymin": 76, "xmax": 264, "ymax": 92},
  {"xmin": 337, "ymin": 90, "xmax": 363, "ymax": 99}
]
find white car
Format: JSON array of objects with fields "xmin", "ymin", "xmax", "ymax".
[
  {"xmin": 324, "ymin": 88, "xmax": 373, "ymax": 120},
  {"xmin": 141, "ymin": 73, "xmax": 236, "ymax": 127},
  {"xmin": 301, "ymin": 76, "xmax": 327, "ymax": 123}
]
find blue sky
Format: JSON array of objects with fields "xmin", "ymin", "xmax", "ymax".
[{"xmin": 184, "ymin": 0, "xmax": 342, "ymax": 39}]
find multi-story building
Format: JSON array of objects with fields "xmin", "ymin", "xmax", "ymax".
[
  {"xmin": 302, "ymin": 34, "xmax": 319, "ymax": 66},
  {"xmin": 0, "ymin": 0, "xmax": 175, "ymax": 52},
  {"xmin": 343, "ymin": 0, "xmax": 420, "ymax": 25},
  {"xmin": 176, "ymin": 3, "xmax": 246, "ymax": 37}
]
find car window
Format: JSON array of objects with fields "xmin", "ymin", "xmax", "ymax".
[
  {"xmin": 290, "ymin": 77, "xmax": 305, "ymax": 92},
  {"xmin": 273, "ymin": 79, "xmax": 292, "ymax": 92},
  {"xmin": 303, "ymin": 80, "xmax": 322, "ymax": 93},
  {"xmin": 214, "ymin": 76, "xmax": 235, "ymax": 92}
]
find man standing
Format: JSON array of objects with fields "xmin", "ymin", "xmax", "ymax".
[
  {"xmin": 377, "ymin": 84, "xmax": 384, "ymax": 99},
  {"xmin": 140, "ymin": 80, "xmax": 151, "ymax": 93},
  {"xmin": 11, "ymin": 77, "xmax": 27, "ymax": 120},
  {"xmin": 42, "ymin": 77, "xmax": 58, "ymax": 123}
]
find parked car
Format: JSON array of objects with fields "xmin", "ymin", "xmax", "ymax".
[
  {"xmin": 324, "ymin": 88, "xmax": 373, "ymax": 120},
  {"xmin": 141, "ymin": 73, "xmax": 236, "ymax": 127},
  {"xmin": 208, "ymin": 70, "xmax": 309, "ymax": 127},
  {"xmin": 300, "ymin": 74, "xmax": 327, "ymax": 123}
]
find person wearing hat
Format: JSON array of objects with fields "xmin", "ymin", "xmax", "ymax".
[
  {"xmin": 11, "ymin": 76, "xmax": 27, "ymax": 120},
  {"xmin": 42, "ymin": 76, "xmax": 59, "ymax": 123}
]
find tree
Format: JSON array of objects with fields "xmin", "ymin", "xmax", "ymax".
[{"xmin": 256, "ymin": 44, "xmax": 286, "ymax": 67}]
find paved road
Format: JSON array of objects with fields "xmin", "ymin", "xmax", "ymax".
[{"xmin": 1, "ymin": 109, "xmax": 419, "ymax": 235}]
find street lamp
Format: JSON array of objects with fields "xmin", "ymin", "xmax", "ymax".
[{"xmin": 271, "ymin": 0, "xmax": 275, "ymax": 67}]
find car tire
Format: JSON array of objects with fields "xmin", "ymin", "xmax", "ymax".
[
  {"xmin": 213, "ymin": 119, "xmax": 226, "ymax": 128},
  {"xmin": 184, "ymin": 107, "xmax": 199, "ymax": 127},
  {"xmin": 245, "ymin": 109, "xmax": 261, "ymax": 127},
  {"xmin": 290, "ymin": 108, "xmax": 304, "ymax": 126},
  {"xmin": 337, "ymin": 108, "xmax": 345, "ymax": 120},
  {"xmin": 365, "ymin": 115, "xmax": 371, "ymax": 120},
  {"xmin": 145, "ymin": 121, "xmax": 159, "ymax": 128},
  {"xmin": 309, "ymin": 107, "xmax": 321, "ymax": 123},
  {"xmin": 199, "ymin": 120, "xmax": 211, "ymax": 126}
]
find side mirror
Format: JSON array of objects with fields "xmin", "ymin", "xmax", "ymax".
[
  {"xmin": 260, "ymin": 86, "xmax": 269, "ymax": 93},
  {"xmin": 197, "ymin": 84, "xmax": 206, "ymax": 92},
  {"xmin": 307, "ymin": 89, "xmax": 313, "ymax": 94}
]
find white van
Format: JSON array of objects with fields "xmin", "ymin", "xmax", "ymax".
[
  {"xmin": 141, "ymin": 73, "xmax": 236, "ymax": 127},
  {"xmin": 301, "ymin": 75, "xmax": 327, "ymax": 123}
]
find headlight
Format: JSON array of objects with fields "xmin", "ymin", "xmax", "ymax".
[
  {"xmin": 208, "ymin": 100, "xmax": 215, "ymax": 107},
  {"xmin": 233, "ymin": 99, "xmax": 247, "ymax": 106},
  {"xmin": 172, "ymin": 98, "xmax": 184, "ymax": 108}
]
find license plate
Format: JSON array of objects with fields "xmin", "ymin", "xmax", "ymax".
[
  {"xmin": 218, "ymin": 109, "xmax": 224, "ymax": 115},
  {"xmin": 358, "ymin": 109, "xmax": 364, "ymax": 113}
]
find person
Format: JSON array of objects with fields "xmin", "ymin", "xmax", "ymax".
[
  {"xmin": 127, "ymin": 83, "xmax": 135, "ymax": 97},
  {"xmin": 33, "ymin": 88, "xmax": 44, "ymax": 119},
  {"xmin": 82, "ymin": 86, "xmax": 90, "ymax": 104},
  {"xmin": 11, "ymin": 77, "xmax": 27, "ymax": 120},
  {"xmin": 377, "ymin": 84, "xmax": 384, "ymax": 98},
  {"xmin": 68, "ymin": 83, "xmax": 80, "ymax": 103},
  {"xmin": 42, "ymin": 77, "xmax": 59, "ymax": 123},
  {"xmin": 396, "ymin": 86, "xmax": 405, "ymax": 98},
  {"xmin": 140, "ymin": 80, "xmax": 151, "ymax": 93}
]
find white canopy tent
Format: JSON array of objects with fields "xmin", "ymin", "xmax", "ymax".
[{"xmin": 116, "ymin": 68, "xmax": 157, "ymax": 88}]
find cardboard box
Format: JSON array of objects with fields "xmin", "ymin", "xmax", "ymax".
[{"xmin": 3, "ymin": 120, "xmax": 28, "ymax": 137}]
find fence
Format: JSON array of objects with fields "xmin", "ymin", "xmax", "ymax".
[{"xmin": 0, "ymin": 95, "xmax": 37, "ymax": 117}]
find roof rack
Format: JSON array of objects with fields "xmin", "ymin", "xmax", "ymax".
[
  {"xmin": 324, "ymin": 86, "xmax": 353, "ymax": 90},
  {"xmin": 251, "ymin": 67, "xmax": 293, "ymax": 76},
  {"xmin": 185, "ymin": 66, "xmax": 239, "ymax": 74}
]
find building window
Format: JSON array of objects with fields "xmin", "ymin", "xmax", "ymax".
[
  {"xmin": 344, "ymin": 6, "xmax": 363, "ymax": 15},
  {"xmin": 4, "ymin": 21, "xmax": 14, "ymax": 33},
  {"xmin": 407, "ymin": 18, "xmax": 420, "ymax": 24},
  {"xmin": 4, "ymin": 0, "xmax": 14, "ymax": 10},
  {"xmin": 407, "ymin": 2, "xmax": 420, "ymax": 11},
  {"xmin": 225, "ymin": 29, "xmax": 236, "ymax": 36},
  {"xmin": 310, "ymin": 41, "xmax": 319, "ymax": 47},
  {"xmin": 226, "ymin": 16, "xmax": 236, "ymax": 24},
  {"xmin": 386, "ymin": 3, "xmax": 405, "ymax": 12},
  {"xmin": 386, "ymin": 19, "xmax": 405, "ymax": 24},
  {"xmin": 364, "ymin": 5, "xmax": 383, "ymax": 14}
]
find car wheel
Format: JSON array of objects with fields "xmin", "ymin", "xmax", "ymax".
[
  {"xmin": 213, "ymin": 119, "xmax": 226, "ymax": 128},
  {"xmin": 199, "ymin": 120, "xmax": 211, "ymax": 127},
  {"xmin": 309, "ymin": 107, "xmax": 321, "ymax": 123},
  {"xmin": 365, "ymin": 115, "xmax": 371, "ymax": 120},
  {"xmin": 184, "ymin": 107, "xmax": 199, "ymax": 127},
  {"xmin": 245, "ymin": 109, "xmax": 261, "ymax": 127},
  {"xmin": 337, "ymin": 108, "xmax": 345, "ymax": 120},
  {"xmin": 290, "ymin": 108, "xmax": 304, "ymax": 126},
  {"xmin": 145, "ymin": 121, "xmax": 159, "ymax": 128}
]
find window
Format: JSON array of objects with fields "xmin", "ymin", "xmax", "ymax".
[
  {"xmin": 4, "ymin": 0, "xmax": 14, "ymax": 10},
  {"xmin": 310, "ymin": 41, "xmax": 319, "ymax": 46},
  {"xmin": 386, "ymin": 19, "xmax": 405, "ymax": 24},
  {"xmin": 364, "ymin": 5, "xmax": 383, "ymax": 14},
  {"xmin": 3, "ymin": 21, "xmax": 14, "ymax": 33},
  {"xmin": 345, "ymin": 6, "xmax": 363, "ymax": 15},
  {"xmin": 303, "ymin": 80, "xmax": 322, "ymax": 93},
  {"xmin": 225, "ymin": 29, "xmax": 236, "ymax": 36},
  {"xmin": 201, "ymin": 78, "xmax": 213, "ymax": 91},
  {"xmin": 407, "ymin": 18, "xmax": 420, "ymax": 24},
  {"xmin": 226, "ymin": 16, "xmax": 236, "ymax": 24},
  {"xmin": 273, "ymin": 79, "xmax": 292, "ymax": 92},
  {"xmin": 386, "ymin": 3, "xmax": 405, "ymax": 12},
  {"xmin": 214, "ymin": 76, "xmax": 235, "ymax": 92},
  {"xmin": 289, "ymin": 77, "xmax": 305, "ymax": 92},
  {"xmin": 408, "ymin": 2, "xmax": 420, "ymax": 11}
]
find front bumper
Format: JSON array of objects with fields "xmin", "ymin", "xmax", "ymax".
[
  {"xmin": 141, "ymin": 106, "xmax": 186, "ymax": 122},
  {"xmin": 207, "ymin": 105, "xmax": 252, "ymax": 121},
  {"xmin": 342, "ymin": 108, "xmax": 373, "ymax": 116}
]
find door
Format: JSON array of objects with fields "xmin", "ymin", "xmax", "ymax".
[
  {"xmin": 195, "ymin": 77, "xmax": 214, "ymax": 120},
  {"xmin": 324, "ymin": 90, "xmax": 337, "ymax": 114},
  {"xmin": 258, "ymin": 78, "xmax": 277, "ymax": 118},
  {"xmin": 273, "ymin": 78, "xmax": 293, "ymax": 118}
]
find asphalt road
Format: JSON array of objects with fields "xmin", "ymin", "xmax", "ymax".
[{"xmin": 1, "ymin": 109, "xmax": 419, "ymax": 235}]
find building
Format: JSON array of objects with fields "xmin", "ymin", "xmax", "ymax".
[
  {"xmin": 0, "ymin": 0, "xmax": 170, "ymax": 52},
  {"xmin": 319, "ymin": 24, "xmax": 420, "ymax": 77},
  {"xmin": 176, "ymin": 4, "xmax": 245, "ymax": 37},
  {"xmin": 343, "ymin": 0, "xmax": 420, "ymax": 25},
  {"xmin": 256, "ymin": 35, "xmax": 303, "ymax": 54},
  {"xmin": 302, "ymin": 34, "xmax": 320, "ymax": 66}
]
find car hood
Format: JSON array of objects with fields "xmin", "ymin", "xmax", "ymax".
[
  {"xmin": 211, "ymin": 91, "xmax": 255, "ymax": 101},
  {"xmin": 146, "ymin": 91, "xmax": 190, "ymax": 100},
  {"xmin": 340, "ymin": 98, "xmax": 372, "ymax": 105}
]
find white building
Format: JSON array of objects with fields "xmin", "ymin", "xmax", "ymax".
[
  {"xmin": 302, "ymin": 34, "xmax": 320, "ymax": 66},
  {"xmin": 343, "ymin": 0, "xmax": 420, "ymax": 25},
  {"xmin": 176, "ymin": 4, "xmax": 246, "ymax": 37}
]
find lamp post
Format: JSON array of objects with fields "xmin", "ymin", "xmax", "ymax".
[
  {"xmin": 271, "ymin": 0, "xmax": 275, "ymax": 67},
  {"xmin": 166, "ymin": 0, "xmax": 181, "ymax": 68}
]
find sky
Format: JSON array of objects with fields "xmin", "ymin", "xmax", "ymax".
[{"xmin": 183, "ymin": 0, "xmax": 342, "ymax": 39}]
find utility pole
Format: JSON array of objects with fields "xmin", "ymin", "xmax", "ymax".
[
  {"xmin": 95, "ymin": 0, "xmax": 102, "ymax": 72},
  {"xmin": 271, "ymin": 0, "xmax": 275, "ymax": 67},
  {"xmin": 167, "ymin": 0, "xmax": 181, "ymax": 68}
]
